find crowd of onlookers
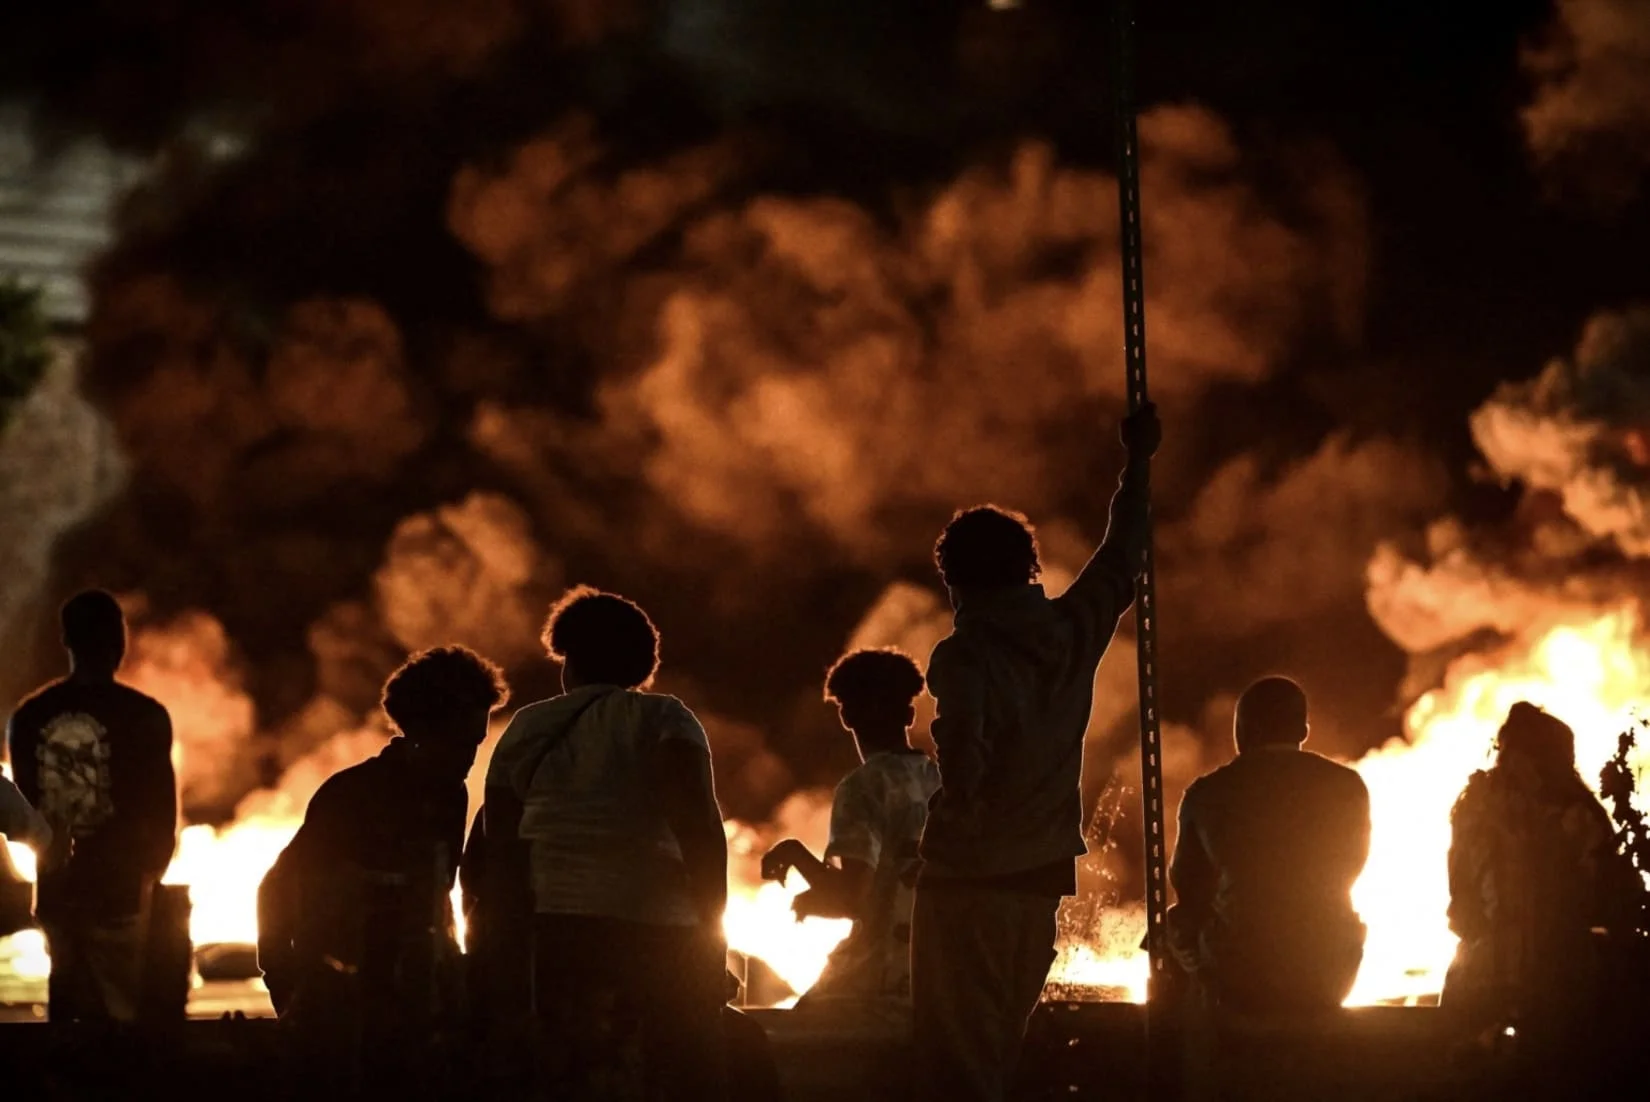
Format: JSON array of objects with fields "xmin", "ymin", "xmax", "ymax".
[{"xmin": 4, "ymin": 402, "xmax": 1645, "ymax": 1100}]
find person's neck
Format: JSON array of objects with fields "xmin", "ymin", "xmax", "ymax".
[
  {"xmin": 67, "ymin": 658, "xmax": 117, "ymax": 683},
  {"xmin": 1240, "ymin": 740, "xmax": 1302, "ymax": 755},
  {"xmin": 853, "ymin": 729, "xmax": 910, "ymax": 760}
]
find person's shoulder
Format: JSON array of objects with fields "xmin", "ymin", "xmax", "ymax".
[
  {"xmin": 310, "ymin": 755, "xmax": 381, "ymax": 806},
  {"xmin": 636, "ymin": 691, "xmax": 709, "ymax": 742},
  {"xmin": 11, "ymin": 679, "xmax": 71, "ymax": 718},
  {"xmin": 1304, "ymin": 750, "xmax": 1368, "ymax": 791},
  {"xmin": 115, "ymin": 683, "xmax": 172, "ymax": 723},
  {"xmin": 501, "ymin": 697, "xmax": 562, "ymax": 731},
  {"xmin": 924, "ymin": 632, "xmax": 972, "ymax": 684}
]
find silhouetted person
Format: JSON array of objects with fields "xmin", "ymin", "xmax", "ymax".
[
  {"xmin": 485, "ymin": 586, "xmax": 727, "ymax": 1102},
  {"xmin": 7, "ymin": 589, "xmax": 177, "ymax": 1024},
  {"xmin": 1442, "ymin": 702, "xmax": 1641, "ymax": 1089},
  {"xmin": 911, "ymin": 405, "xmax": 1157, "ymax": 1102},
  {"xmin": 1167, "ymin": 677, "xmax": 1370, "ymax": 1014},
  {"xmin": 762, "ymin": 647, "xmax": 939, "ymax": 1015},
  {"xmin": 257, "ymin": 646, "xmax": 507, "ymax": 1086}
]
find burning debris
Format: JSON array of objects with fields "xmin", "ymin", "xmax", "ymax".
[{"xmin": 1349, "ymin": 308, "xmax": 1650, "ymax": 1003}]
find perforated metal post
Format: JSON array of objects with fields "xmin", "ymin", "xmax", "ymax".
[{"xmin": 1110, "ymin": 0, "xmax": 1169, "ymax": 1001}]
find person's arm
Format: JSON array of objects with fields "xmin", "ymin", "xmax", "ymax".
[
  {"xmin": 791, "ymin": 862, "xmax": 872, "ymax": 920},
  {"xmin": 1337, "ymin": 774, "xmax": 1373, "ymax": 889},
  {"xmin": 1445, "ymin": 781, "xmax": 1488, "ymax": 939},
  {"xmin": 257, "ymin": 779, "xmax": 350, "ymax": 1014},
  {"xmin": 784, "ymin": 772, "xmax": 880, "ymax": 920},
  {"xmin": 650, "ymin": 705, "xmax": 728, "ymax": 939},
  {"xmin": 132, "ymin": 702, "xmax": 179, "ymax": 880},
  {"xmin": 1168, "ymin": 787, "xmax": 1216, "ymax": 925},
  {"xmin": 6, "ymin": 711, "xmax": 38, "ymax": 810},
  {"xmin": 0, "ymin": 774, "xmax": 50, "ymax": 851},
  {"xmin": 927, "ymin": 639, "xmax": 990, "ymax": 810},
  {"xmin": 1055, "ymin": 404, "xmax": 1159, "ymax": 634},
  {"xmin": 458, "ymin": 809, "xmax": 487, "ymax": 926}
]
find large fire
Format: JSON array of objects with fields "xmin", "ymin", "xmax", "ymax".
[{"xmin": 3, "ymin": 608, "xmax": 1647, "ymax": 1007}]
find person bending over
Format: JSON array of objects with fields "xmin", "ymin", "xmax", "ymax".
[
  {"xmin": 762, "ymin": 647, "xmax": 940, "ymax": 1010},
  {"xmin": 258, "ymin": 645, "xmax": 507, "ymax": 1069}
]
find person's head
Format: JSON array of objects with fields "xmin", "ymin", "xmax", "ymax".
[
  {"xmin": 824, "ymin": 648, "xmax": 925, "ymax": 758},
  {"xmin": 60, "ymin": 589, "xmax": 126, "ymax": 676},
  {"xmin": 1494, "ymin": 702, "xmax": 1579, "ymax": 783},
  {"xmin": 381, "ymin": 646, "xmax": 510, "ymax": 781},
  {"xmin": 934, "ymin": 506, "xmax": 1042, "ymax": 595},
  {"xmin": 542, "ymin": 586, "xmax": 660, "ymax": 691},
  {"xmin": 1234, "ymin": 676, "xmax": 1308, "ymax": 753}
]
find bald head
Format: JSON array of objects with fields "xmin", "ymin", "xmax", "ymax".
[{"xmin": 1234, "ymin": 676, "xmax": 1308, "ymax": 753}]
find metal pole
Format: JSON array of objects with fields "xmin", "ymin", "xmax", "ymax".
[{"xmin": 1110, "ymin": 0, "xmax": 1170, "ymax": 1001}]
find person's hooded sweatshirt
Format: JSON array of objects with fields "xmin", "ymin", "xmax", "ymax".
[
  {"xmin": 919, "ymin": 465, "xmax": 1148, "ymax": 884},
  {"xmin": 484, "ymin": 685, "xmax": 712, "ymax": 926}
]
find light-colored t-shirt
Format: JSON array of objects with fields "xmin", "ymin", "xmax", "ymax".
[
  {"xmin": 809, "ymin": 750, "xmax": 941, "ymax": 1000},
  {"xmin": 486, "ymin": 686, "xmax": 712, "ymax": 927}
]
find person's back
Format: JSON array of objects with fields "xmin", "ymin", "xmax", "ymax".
[
  {"xmin": 6, "ymin": 591, "xmax": 176, "ymax": 1023},
  {"xmin": 11, "ymin": 679, "xmax": 175, "ymax": 920},
  {"xmin": 1442, "ymin": 703, "xmax": 1642, "ymax": 1095},
  {"xmin": 484, "ymin": 587, "xmax": 727, "ymax": 1102},
  {"xmin": 1169, "ymin": 678, "xmax": 1370, "ymax": 1013},
  {"xmin": 496, "ymin": 685, "xmax": 710, "ymax": 925},
  {"xmin": 920, "ymin": 579, "xmax": 1123, "ymax": 880},
  {"xmin": 911, "ymin": 405, "xmax": 1158, "ymax": 1102},
  {"xmin": 1444, "ymin": 702, "xmax": 1636, "ymax": 1031}
]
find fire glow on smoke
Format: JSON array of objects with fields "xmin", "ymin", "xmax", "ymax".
[{"xmin": 5, "ymin": 607, "xmax": 1648, "ymax": 1005}]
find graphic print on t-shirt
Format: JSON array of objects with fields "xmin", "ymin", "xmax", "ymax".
[{"xmin": 35, "ymin": 713, "xmax": 114, "ymax": 836}]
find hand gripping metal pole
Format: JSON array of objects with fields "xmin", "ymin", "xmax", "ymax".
[{"xmin": 1111, "ymin": 0, "xmax": 1170, "ymax": 1002}]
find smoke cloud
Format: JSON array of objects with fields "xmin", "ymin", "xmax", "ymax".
[
  {"xmin": 2, "ymin": 4, "xmax": 1464, "ymax": 852},
  {"xmin": 1369, "ymin": 305, "xmax": 1650, "ymax": 677},
  {"xmin": 1522, "ymin": 0, "xmax": 1650, "ymax": 206}
]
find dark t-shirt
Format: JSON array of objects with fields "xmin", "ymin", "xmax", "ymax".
[
  {"xmin": 1171, "ymin": 747, "xmax": 1370, "ymax": 968},
  {"xmin": 7, "ymin": 677, "xmax": 177, "ymax": 921},
  {"xmin": 257, "ymin": 739, "xmax": 467, "ymax": 1015}
]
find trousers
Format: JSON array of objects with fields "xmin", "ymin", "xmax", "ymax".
[{"xmin": 911, "ymin": 881, "xmax": 1059, "ymax": 1102}]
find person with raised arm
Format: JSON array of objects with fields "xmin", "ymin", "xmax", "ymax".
[{"xmin": 911, "ymin": 404, "xmax": 1159, "ymax": 1102}]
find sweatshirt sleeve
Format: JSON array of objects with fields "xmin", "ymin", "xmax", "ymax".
[
  {"xmin": 1055, "ymin": 461, "xmax": 1149, "ymax": 644},
  {"xmin": 927, "ymin": 637, "xmax": 990, "ymax": 806}
]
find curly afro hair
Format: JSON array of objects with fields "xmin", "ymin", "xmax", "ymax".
[
  {"xmin": 382, "ymin": 646, "xmax": 510, "ymax": 737},
  {"xmin": 825, "ymin": 648, "xmax": 925, "ymax": 711},
  {"xmin": 542, "ymin": 586, "xmax": 660, "ymax": 689},
  {"xmin": 935, "ymin": 505, "xmax": 1042, "ymax": 590}
]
